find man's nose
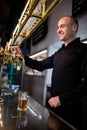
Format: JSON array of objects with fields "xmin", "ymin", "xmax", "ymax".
[{"xmin": 57, "ymin": 28, "xmax": 61, "ymax": 33}]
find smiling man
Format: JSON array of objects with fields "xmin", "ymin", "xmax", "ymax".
[
  {"xmin": 11, "ymin": 16, "xmax": 87, "ymax": 129},
  {"xmin": 57, "ymin": 16, "xmax": 78, "ymax": 46}
]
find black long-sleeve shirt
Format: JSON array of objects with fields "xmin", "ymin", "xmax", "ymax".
[{"xmin": 23, "ymin": 38, "xmax": 87, "ymax": 104}]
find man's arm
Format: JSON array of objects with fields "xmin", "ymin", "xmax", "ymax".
[
  {"xmin": 11, "ymin": 46, "xmax": 54, "ymax": 71},
  {"xmin": 48, "ymin": 84, "xmax": 84, "ymax": 108},
  {"xmin": 23, "ymin": 54, "xmax": 54, "ymax": 71}
]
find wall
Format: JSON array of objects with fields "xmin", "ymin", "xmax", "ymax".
[
  {"xmin": 23, "ymin": 74, "xmax": 45, "ymax": 105},
  {"xmin": 77, "ymin": 11, "xmax": 87, "ymax": 40}
]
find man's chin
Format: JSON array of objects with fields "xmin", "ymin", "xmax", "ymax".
[{"xmin": 59, "ymin": 38, "xmax": 64, "ymax": 41}]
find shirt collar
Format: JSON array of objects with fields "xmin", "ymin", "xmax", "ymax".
[{"xmin": 62, "ymin": 37, "xmax": 80, "ymax": 48}]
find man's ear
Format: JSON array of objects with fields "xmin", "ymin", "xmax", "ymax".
[{"xmin": 72, "ymin": 24, "xmax": 77, "ymax": 32}]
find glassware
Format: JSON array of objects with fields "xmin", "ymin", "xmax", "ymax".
[{"xmin": 17, "ymin": 91, "xmax": 28, "ymax": 112}]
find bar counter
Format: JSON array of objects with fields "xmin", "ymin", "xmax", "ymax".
[{"xmin": 0, "ymin": 94, "xmax": 77, "ymax": 130}]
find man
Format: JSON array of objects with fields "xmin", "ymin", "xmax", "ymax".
[{"xmin": 11, "ymin": 16, "xmax": 87, "ymax": 129}]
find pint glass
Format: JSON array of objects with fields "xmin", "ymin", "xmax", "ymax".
[{"xmin": 17, "ymin": 91, "xmax": 28, "ymax": 111}]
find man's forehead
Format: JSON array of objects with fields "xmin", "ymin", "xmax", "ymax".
[{"xmin": 58, "ymin": 17, "xmax": 71, "ymax": 25}]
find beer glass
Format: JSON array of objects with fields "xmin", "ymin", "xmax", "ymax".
[{"xmin": 17, "ymin": 91, "xmax": 28, "ymax": 111}]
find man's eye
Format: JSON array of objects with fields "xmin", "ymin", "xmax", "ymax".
[{"xmin": 61, "ymin": 24, "xmax": 65, "ymax": 28}]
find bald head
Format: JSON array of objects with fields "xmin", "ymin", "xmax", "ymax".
[
  {"xmin": 57, "ymin": 16, "xmax": 78, "ymax": 45},
  {"xmin": 59, "ymin": 16, "xmax": 78, "ymax": 31}
]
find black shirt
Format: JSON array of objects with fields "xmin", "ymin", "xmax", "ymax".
[{"xmin": 24, "ymin": 38, "xmax": 87, "ymax": 104}]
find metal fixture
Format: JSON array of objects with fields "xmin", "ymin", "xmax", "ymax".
[
  {"xmin": 0, "ymin": 0, "xmax": 62, "ymax": 67},
  {"xmin": 8, "ymin": 0, "xmax": 62, "ymax": 47}
]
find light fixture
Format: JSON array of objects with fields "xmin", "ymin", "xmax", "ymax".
[
  {"xmin": 81, "ymin": 38, "xmax": 87, "ymax": 44},
  {"xmin": 8, "ymin": 0, "xmax": 62, "ymax": 47},
  {"xmin": 30, "ymin": 49, "xmax": 47, "ymax": 58}
]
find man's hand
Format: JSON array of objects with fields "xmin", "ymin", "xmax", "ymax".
[
  {"xmin": 11, "ymin": 46, "xmax": 23, "ymax": 56},
  {"xmin": 0, "ymin": 47, "xmax": 4, "ymax": 54},
  {"xmin": 48, "ymin": 96, "xmax": 61, "ymax": 108}
]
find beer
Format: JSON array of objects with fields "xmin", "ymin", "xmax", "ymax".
[
  {"xmin": 17, "ymin": 91, "xmax": 28, "ymax": 111},
  {"xmin": 18, "ymin": 98, "xmax": 28, "ymax": 111}
]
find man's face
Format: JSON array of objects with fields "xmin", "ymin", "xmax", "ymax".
[{"xmin": 57, "ymin": 17, "xmax": 76, "ymax": 43}]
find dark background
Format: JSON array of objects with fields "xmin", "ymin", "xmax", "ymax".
[
  {"xmin": 0, "ymin": 0, "xmax": 27, "ymax": 47},
  {"xmin": 72, "ymin": 0, "xmax": 87, "ymax": 16}
]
